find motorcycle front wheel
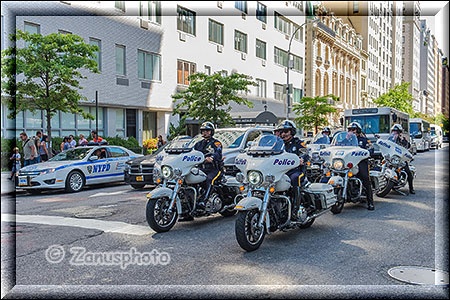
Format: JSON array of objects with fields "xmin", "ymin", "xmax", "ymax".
[
  {"xmin": 331, "ymin": 188, "xmax": 345, "ymax": 214},
  {"xmin": 146, "ymin": 197, "xmax": 178, "ymax": 233},
  {"xmin": 376, "ymin": 178, "xmax": 395, "ymax": 198},
  {"xmin": 235, "ymin": 210, "xmax": 266, "ymax": 252}
]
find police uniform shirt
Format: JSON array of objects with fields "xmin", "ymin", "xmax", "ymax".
[
  {"xmin": 194, "ymin": 138, "xmax": 222, "ymax": 169},
  {"xmin": 284, "ymin": 137, "xmax": 307, "ymax": 156},
  {"xmin": 357, "ymin": 135, "xmax": 374, "ymax": 155}
]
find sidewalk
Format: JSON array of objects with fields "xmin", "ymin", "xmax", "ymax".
[{"xmin": 1, "ymin": 172, "xmax": 16, "ymax": 195}]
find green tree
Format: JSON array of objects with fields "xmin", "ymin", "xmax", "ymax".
[
  {"xmin": 172, "ymin": 72, "xmax": 256, "ymax": 127},
  {"xmin": 167, "ymin": 118, "xmax": 187, "ymax": 141},
  {"xmin": 373, "ymin": 82, "xmax": 414, "ymax": 114},
  {"xmin": 1, "ymin": 30, "xmax": 99, "ymax": 156},
  {"xmin": 292, "ymin": 94, "xmax": 340, "ymax": 134}
]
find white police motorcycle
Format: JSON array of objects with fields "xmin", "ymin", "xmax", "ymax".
[
  {"xmin": 375, "ymin": 134, "xmax": 416, "ymax": 197},
  {"xmin": 321, "ymin": 132, "xmax": 384, "ymax": 209},
  {"xmin": 306, "ymin": 133, "xmax": 331, "ymax": 182},
  {"xmin": 146, "ymin": 139, "xmax": 240, "ymax": 232},
  {"xmin": 233, "ymin": 134, "xmax": 339, "ymax": 252}
]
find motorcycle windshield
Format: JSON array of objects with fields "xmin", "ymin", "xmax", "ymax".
[
  {"xmin": 331, "ymin": 131, "xmax": 358, "ymax": 147},
  {"xmin": 313, "ymin": 134, "xmax": 330, "ymax": 144},
  {"xmin": 165, "ymin": 136, "xmax": 195, "ymax": 151},
  {"xmin": 248, "ymin": 134, "xmax": 285, "ymax": 153}
]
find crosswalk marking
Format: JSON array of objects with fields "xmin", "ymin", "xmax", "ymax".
[
  {"xmin": 1, "ymin": 214, "xmax": 155, "ymax": 236},
  {"xmin": 88, "ymin": 190, "xmax": 128, "ymax": 198}
]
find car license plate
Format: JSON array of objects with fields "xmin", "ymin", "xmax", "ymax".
[
  {"xmin": 19, "ymin": 176, "xmax": 28, "ymax": 186},
  {"xmin": 136, "ymin": 176, "xmax": 144, "ymax": 182}
]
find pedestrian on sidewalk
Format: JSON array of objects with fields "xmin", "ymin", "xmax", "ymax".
[
  {"xmin": 78, "ymin": 134, "xmax": 88, "ymax": 145},
  {"xmin": 20, "ymin": 132, "xmax": 37, "ymax": 166},
  {"xmin": 39, "ymin": 135, "xmax": 49, "ymax": 162},
  {"xmin": 157, "ymin": 135, "xmax": 166, "ymax": 148},
  {"xmin": 10, "ymin": 147, "xmax": 22, "ymax": 180},
  {"xmin": 69, "ymin": 134, "xmax": 76, "ymax": 148}
]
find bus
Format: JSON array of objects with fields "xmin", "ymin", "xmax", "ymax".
[
  {"xmin": 409, "ymin": 118, "xmax": 431, "ymax": 151},
  {"xmin": 344, "ymin": 107, "xmax": 410, "ymax": 142}
]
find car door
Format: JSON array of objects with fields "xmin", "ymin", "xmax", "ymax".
[
  {"xmin": 86, "ymin": 147, "xmax": 111, "ymax": 184},
  {"xmin": 107, "ymin": 147, "xmax": 131, "ymax": 182}
]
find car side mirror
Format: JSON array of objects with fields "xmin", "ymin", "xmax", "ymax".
[{"xmin": 89, "ymin": 155, "xmax": 98, "ymax": 161}]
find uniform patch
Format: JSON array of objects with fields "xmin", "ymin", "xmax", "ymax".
[{"xmin": 214, "ymin": 141, "xmax": 222, "ymax": 148}]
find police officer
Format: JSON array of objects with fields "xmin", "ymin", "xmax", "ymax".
[
  {"xmin": 390, "ymin": 124, "xmax": 415, "ymax": 194},
  {"xmin": 321, "ymin": 127, "xmax": 332, "ymax": 143},
  {"xmin": 193, "ymin": 122, "xmax": 224, "ymax": 210},
  {"xmin": 347, "ymin": 122, "xmax": 375, "ymax": 210},
  {"xmin": 276, "ymin": 120, "xmax": 309, "ymax": 220}
]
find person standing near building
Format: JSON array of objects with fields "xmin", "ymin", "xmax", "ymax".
[
  {"xmin": 69, "ymin": 135, "xmax": 77, "ymax": 148},
  {"xmin": 91, "ymin": 130, "xmax": 103, "ymax": 143},
  {"xmin": 34, "ymin": 131, "xmax": 42, "ymax": 163},
  {"xmin": 10, "ymin": 147, "xmax": 21, "ymax": 180},
  {"xmin": 39, "ymin": 135, "xmax": 49, "ymax": 162},
  {"xmin": 157, "ymin": 135, "xmax": 166, "ymax": 148},
  {"xmin": 79, "ymin": 134, "xmax": 88, "ymax": 145},
  {"xmin": 20, "ymin": 132, "xmax": 37, "ymax": 166}
]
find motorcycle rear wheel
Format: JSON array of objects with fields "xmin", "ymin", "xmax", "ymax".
[
  {"xmin": 146, "ymin": 197, "xmax": 178, "ymax": 233},
  {"xmin": 235, "ymin": 210, "xmax": 266, "ymax": 252}
]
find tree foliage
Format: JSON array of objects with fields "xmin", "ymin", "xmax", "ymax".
[
  {"xmin": 373, "ymin": 82, "xmax": 414, "ymax": 114},
  {"xmin": 292, "ymin": 94, "xmax": 340, "ymax": 134},
  {"xmin": 1, "ymin": 29, "xmax": 99, "ymax": 156},
  {"xmin": 172, "ymin": 72, "xmax": 256, "ymax": 127}
]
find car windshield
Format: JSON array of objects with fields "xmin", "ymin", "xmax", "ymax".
[
  {"xmin": 332, "ymin": 131, "xmax": 358, "ymax": 147},
  {"xmin": 249, "ymin": 134, "xmax": 285, "ymax": 152},
  {"xmin": 312, "ymin": 133, "xmax": 330, "ymax": 144},
  {"xmin": 49, "ymin": 147, "xmax": 93, "ymax": 161},
  {"xmin": 409, "ymin": 123, "xmax": 420, "ymax": 135}
]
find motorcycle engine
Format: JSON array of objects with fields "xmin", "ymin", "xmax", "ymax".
[{"xmin": 206, "ymin": 193, "xmax": 222, "ymax": 213}]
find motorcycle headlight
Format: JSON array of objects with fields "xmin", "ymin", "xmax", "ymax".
[
  {"xmin": 236, "ymin": 172, "xmax": 245, "ymax": 183},
  {"xmin": 161, "ymin": 165, "xmax": 173, "ymax": 179},
  {"xmin": 248, "ymin": 171, "xmax": 263, "ymax": 186},
  {"xmin": 40, "ymin": 168, "xmax": 55, "ymax": 175},
  {"xmin": 391, "ymin": 155, "xmax": 401, "ymax": 165},
  {"xmin": 332, "ymin": 159, "xmax": 344, "ymax": 171}
]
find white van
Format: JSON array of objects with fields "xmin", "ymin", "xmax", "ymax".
[{"xmin": 430, "ymin": 124, "xmax": 443, "ymax": 149}]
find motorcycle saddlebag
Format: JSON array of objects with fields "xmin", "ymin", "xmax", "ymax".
[{"xmin": 305, "ymin": 183, "xmax": 337, "ymax": 209}]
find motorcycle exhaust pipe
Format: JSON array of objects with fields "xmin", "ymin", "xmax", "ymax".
[{"xmin": 291, "ymin": 208, "xmax": 330, "ymax": 226}]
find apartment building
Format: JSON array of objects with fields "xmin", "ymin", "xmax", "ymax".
[
  {"xmin": 419, "ymin": 19, "xmax": 435, "ymax": 115},
  {"xmin": 1, "ymin": 1, "xmax": 308, "ymax": 142},
  {"xmin": 304, "ymin": 12, "xmax": 364, "ymax": 128},
  {"xmin": 402, "ymin": 1, "xmax": 421, "ymax": 112},
  {"xmin": 433, "ymin": 43, "xmax": 443, "ymax": 117},
  {"xmin": 442, "ymin": 57, "xmax": 450, "ymax": 118}
]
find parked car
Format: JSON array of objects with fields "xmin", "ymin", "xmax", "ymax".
[
  {"xmin": 430, "ymin": 124, "xmax": 443, "ymax": 149},
  {"xmin": 16, "ymin": 145, "xmax": 142, "ymax": 193},
  {"xmin": 124, "ymin": 136, "xmax": 192, "ymax": 189},
  {"xmin": 124, "ymin": 127, "xmax": 275, "ymax": 189}
]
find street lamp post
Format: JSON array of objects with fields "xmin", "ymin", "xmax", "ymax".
[{"xmin": 286, "ymin": 18, "xmax": 319, "ymax": 120}]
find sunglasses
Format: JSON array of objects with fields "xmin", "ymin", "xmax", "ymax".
[
  {"xmin": 279, "ymin": 129, "xmax": 291, "ymax": 134},
  {"xmin": 348, "ymin": 128, "xmax": 357, "ymax": 132}
]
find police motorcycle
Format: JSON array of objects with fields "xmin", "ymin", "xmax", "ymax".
[
  {"xmin": 306, "ymin": 133, "xmax": 331, "ymax": 182},
  {"xmin": 145, "ymin": 138, "xmax": 240, "ymax": 233},
  {"xmin": 233, "ymin": 134, "xmax": 340, "ymax": 252},
  {"xmin": 321, "ymin": 131, "xmax": 384, "ymax": 209},
  {"xmin": 375, "ymin": 133, "xmax": 416, "ymax": 197}
]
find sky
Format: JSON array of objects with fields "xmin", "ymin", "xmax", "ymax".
[{"xmin": 420, "ymin": 1, "xmax": 449, "ymax": 57}]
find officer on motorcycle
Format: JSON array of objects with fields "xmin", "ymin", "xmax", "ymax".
[
  {"xmin": 276, "ymin": 120, "xmax": 309, "ymax": 219},
  {"xmin": 193, "ymin": 122, "xmax": 224, "ymax": 211},
  {"xmin": 390, "ymin": 124, "xmax": 415, "ymax": 194},
  {"xmin": 347, "ymin": 122, "xmax": 375, "ymax": 210},
  {"xmin": 321, "ymin": 127, "xmax": 332, "ymax": 144}
]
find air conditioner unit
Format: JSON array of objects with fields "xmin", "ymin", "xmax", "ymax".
[
  {"xmin": 179, "ymin": 32, "xmax": 186, "ymax": 42},
  {"xmin": 262, "ymin": 60, "xmax": 266, "ymax": 66},
  {"xmin": 140, "ymin": 19, "xmax": 149, "ymax": 30},
  {"xmin": 242, "ymin": 13, "xmax": 246, "ymax": 20},
  {"xmin": 217, "ymin": 45, "xmax": 223, "ymax": 53},
  {"xmin": 241, "ymin": 53, "xmax": 247, "ymax": 60},
  {"xmin": 262, "ymin": 23, "xmax": 266, "ymax": 30},
  {"xmin": 217, "ymin": 1, "xmax": 223, "ymax": 8}
]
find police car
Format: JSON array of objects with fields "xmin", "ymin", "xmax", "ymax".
[{"xmin": 16, "ymin": 145, "xmax": 142, "ymax": 193}]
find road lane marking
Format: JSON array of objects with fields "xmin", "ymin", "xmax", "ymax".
[
  {"xmin": 88, "ymin": 190, "xmax": 129, "ymax": 198},
  {"xmin": 1, "ymin": 214, "xmax": 155, "ymax": 236}
]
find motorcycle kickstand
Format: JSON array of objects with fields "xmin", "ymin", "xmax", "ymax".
[{"xmin": 393, "ymin": 189, "xmax": 407, "ymax": 196}]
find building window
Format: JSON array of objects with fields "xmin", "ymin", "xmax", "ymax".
[
  {"xmin": 274, "ymin": 83, "xmax": 286, "ymax": 101},
  {"xmin": 274, "ymin": 46, "xmax": 288, "ymax": 67},
  {"xmin": 204, "ymin": 65, "xmax": 211, "ymax": 75},
  {"xmin": 177, "ymin": 59, "xmax": 196, "ymax": 85},
  {"xmin": 235, "ymin": 1, "xmax": 247, "ymax": 14},
  {"xmin": 115, "ymin": 1, "xmax": 125, "ymax": 11},
  {"xmin": 89, "ymin": 38, "xmax": 102, "ymax": 71},
  {"xmin": 292, "ymin": 54, "xmax": 303, "ymax": 73},
  {"xmin": 256, "ymin": 79, "xmax": 266, "ymax": 98},
  {"xmin": 353, "ymin": 1, "xmax": 359, "ymax": 13},
  {"xmin": 148, "ymin": 1, "xmax": 161, "ymax": 24},
  {"xmin": 208, "ymin": 19, "xmax": 224, "ymax": 45},
  {"xmin": 293, "ymin": 88, "xmax": 303, "ymax": 103},
  {"xmin": 274, "ymin": 12, "xmax": 291, "ymax": 35},
  {"xmin": 58, "ymin": 29, "xmax": 72, "ymax": 35},
  {"xmin": 234, "ymin": 30, "xmax": 247, "ymax": 53},
  {"xmin": 138, "ymin": 50, "xmax": 161, "ymax": 81},
  {"xmin": 256, "ymin": 2, "xmax": 267, "ymax": 23},
  {"xmin": 115, "ymin": 45, "xmax": 126, "ymax": 76},
  {"xmin": 256, "ymin": 39, "xmax": 266, "ymax": 60},
  {"xmin": 177, "ymin": 6, "xmax": 196, "ymax": 35},
  {"xmin": 24, "ymin": 22, "xmax": 40, "ymax": 47},
  {"xmin": 115, "ymin": 108, "xmax": 125, "ymax": 137},
  {"xmin": 293, "ymin": 24, "xmax": 303, "ymax": 42}
]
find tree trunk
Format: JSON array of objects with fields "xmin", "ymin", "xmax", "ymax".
[{"xmin": 46, "ymin": 110, "xmax": 53, "ymax": 158}]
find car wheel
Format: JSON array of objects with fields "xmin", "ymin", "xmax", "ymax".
[{"xmin": 65, "ymin": 171, "xmax": 85, "ymax": 193}]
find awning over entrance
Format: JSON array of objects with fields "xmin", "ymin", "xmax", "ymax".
[{"xmin": 232, "ymin": 111, "xmax": 278, "ymax": 125}]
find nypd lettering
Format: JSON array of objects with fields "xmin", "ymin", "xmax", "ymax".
[
  {"xmin": 273, "ymin": 158, "xmax": 296, "ymax": 166},
  {"xmin": 182, "ymin": 155, "xmax": 202, "ymax": 162},
  {"xmin": 87, "ymin": 164, "xmax": 111, "ymax": 174},
  {"xmin": 235, "ymin": 158, "xmax": 247, "ymax": 165}
]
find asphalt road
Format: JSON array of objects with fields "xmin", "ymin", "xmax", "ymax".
[{"xmin": 1, "ymin": 145, "xmax": 449, "ymax": 299}]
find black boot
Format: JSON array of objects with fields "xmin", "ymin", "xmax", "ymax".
[
  {"xmin": 366, "ymin": 186, "xmax": 375, "ymax": 211},
  {"xmin": 408, "ymin": 179, "xmax": 415, "ymax": 194},
  {"xmin": 291, "ymin": 187, "xmax": 301, "ymax": 220}
]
